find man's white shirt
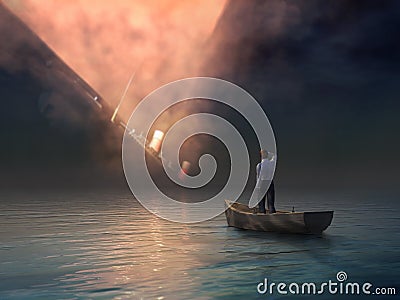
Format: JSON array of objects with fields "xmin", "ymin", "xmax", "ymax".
[{"xmin": 256, "ymin": 156, "xmax": 275, "ymax": 188}]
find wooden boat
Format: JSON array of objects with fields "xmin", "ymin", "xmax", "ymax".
[{"xmin": 225, "ymin": 200, "xmax": 333, "ymax": 234}]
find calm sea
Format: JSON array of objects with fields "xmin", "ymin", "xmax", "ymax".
[{"xmin": 0, "ymin": 188, "xmax": 399, "ymax": 299}]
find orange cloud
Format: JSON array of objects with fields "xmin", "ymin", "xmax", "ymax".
[{"xmin": 5, "ymin": 0, "xmax": 226, "ymax": 119}]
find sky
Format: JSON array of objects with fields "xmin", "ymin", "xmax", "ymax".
[{"xmin": 0, "ymin": 0, "xmax": 399, "ymax": 191}]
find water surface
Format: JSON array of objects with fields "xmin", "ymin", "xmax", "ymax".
[{"xmin": 0, "ymin": 189, "xmax": 399, "ymax": 299}]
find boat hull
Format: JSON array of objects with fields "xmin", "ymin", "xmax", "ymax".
[{"xmin": 225, "ymin": 200, "xmax": 333, "ymax": 234}]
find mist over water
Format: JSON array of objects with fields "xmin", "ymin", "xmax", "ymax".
[{"xmin": 0, "ymin": 189, "xmax": 398, "ymax": 299}]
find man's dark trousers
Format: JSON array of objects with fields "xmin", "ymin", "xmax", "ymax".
[{"xmin": 258, "ymin": 180, "xmax": 276, "ymax": 214}]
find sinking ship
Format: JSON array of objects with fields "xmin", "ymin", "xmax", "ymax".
[{"xmin": 0, "ymin": 3, "xmax": 184, "ymax": 175}]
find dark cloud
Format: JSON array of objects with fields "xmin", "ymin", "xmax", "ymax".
[{"xmin": 204, "ymin": 0, "xmax": 400, "ymax": 188}]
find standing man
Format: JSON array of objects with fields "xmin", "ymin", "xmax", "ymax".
[{"xmin": 256, "ymin": 149, "xmax": 276, "ymax": 214}]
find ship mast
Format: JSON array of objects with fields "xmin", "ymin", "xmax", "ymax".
[{"xmin": 110, "ymin": 69, "xmax": 176, "ymax": 172}]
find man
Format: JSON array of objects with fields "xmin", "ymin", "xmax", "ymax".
[{"xmin": 256, "ymin": 149, "xmax": 276, "ymax": 214}]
